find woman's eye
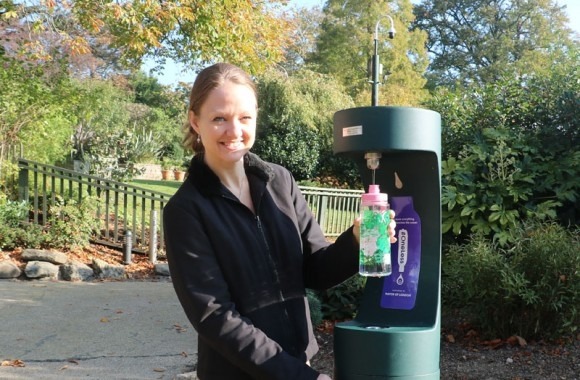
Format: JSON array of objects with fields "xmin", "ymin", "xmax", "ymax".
[{"xmin": 213, "ymin": 116, "xmax": 225, "ymax": 122}]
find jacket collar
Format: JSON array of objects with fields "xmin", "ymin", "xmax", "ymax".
[{"xmin": 187, "ymin": 152, "xmax": 274, "ymax": 197}]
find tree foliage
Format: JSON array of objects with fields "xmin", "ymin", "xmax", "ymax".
[
  {"xmin": 127, "ymin": 72, "xmax": 187, "ymax": 158},
  {"xmin": 254, "ymin": 69, "xmax": 357, "ymax": 182},
  {"xmin": 282, "ymin": 5, "xmax": 325, "ymax": 74},
  {"xmin": 425, "ymin": 56, "xmax": 579, "ymax": 244},
  {"xmin": 0, "ymin": 55, "xmax": 74, "ymax": 166},
  {"xmin": 1, "ymin": 0, "xmax": 293, "ymax": 75},
  {"xmin": 309, "ymin": 0, "xmax": 429, "ymax": 106},
  {"xmin": 0, "ymin": 0, "xmax": 126, "ymax": 80},
  {"xmin": 414, "ymin": 0, "xmax": 576, "ymax": 88}
]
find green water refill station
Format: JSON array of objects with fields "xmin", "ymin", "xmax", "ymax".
[{"xmin": 331, "ymin": 17, "xmax": 442, "ymax": 379}]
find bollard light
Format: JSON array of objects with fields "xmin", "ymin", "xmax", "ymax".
[
  {"xmin": 149, "ymin": 210, "xmax": 158, "ymax": 263},
  {"xmin": 123, "ymin": 230, "xmax": 133, "ymax": 265}
]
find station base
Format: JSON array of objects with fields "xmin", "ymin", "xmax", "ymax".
[{"xmin": 333, "ymin": 320, "xmax": 440, "ymax": 380}]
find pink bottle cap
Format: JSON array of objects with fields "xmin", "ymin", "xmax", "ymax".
[{"xmin": 361, "ymin": 184, "xmax": 388, "ymax": 204}]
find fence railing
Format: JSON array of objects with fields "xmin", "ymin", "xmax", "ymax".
[
  {"xmin": 17, "ymin": 159, "xmax": 363, "ymax": 254},
  {"xmin": 18, "ymin": 159, "xmax": 171, "ymax": 255},
  {"xmin": 299, "ymin": 186, "xmax": 363, "ymax": 237}
]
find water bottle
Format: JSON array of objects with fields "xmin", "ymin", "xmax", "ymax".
[{"xmin": 359, "ymin": 184, "xmax": 392, "ymax": 277}]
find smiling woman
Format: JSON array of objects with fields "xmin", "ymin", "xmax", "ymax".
[{"xmin": 161, "ymin": 62, "xmax": 396, "ymax": 380}]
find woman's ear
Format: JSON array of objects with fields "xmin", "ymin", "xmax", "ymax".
[{"xmin": 189, "ymin": 110, "xmax": 200, "ymax": 134}]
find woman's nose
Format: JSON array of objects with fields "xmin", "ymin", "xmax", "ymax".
[{"xmin": 226, "ymin": 119, "xmax": 243, "ymax": 136}]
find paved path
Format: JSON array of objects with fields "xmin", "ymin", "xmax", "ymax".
[{"xmin": 0, "ymin": 280, "xmax": 197, "ymax": 379}]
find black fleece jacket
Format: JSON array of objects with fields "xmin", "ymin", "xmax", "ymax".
[{"xmin": 163, "ymin": 152, "xmax": 358, "ymax": 380}]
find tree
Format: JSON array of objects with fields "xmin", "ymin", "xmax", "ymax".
[
  {"xmin": 413, "ymin": 0, "xmax": 577, "ymax": 88},
  {"xmin": 308, "ymin": 0, "xmax": 429, "ymax": 106},
  {"xmin": 0, "ymin": 55, "xmax": 74, "ymax": 167},
  {"xmin": 2, "ymin": 0, "xmax": 293, "ymax": 76},
  {"xmin": 254, "ymin": 69, "xmax": 357, "ymax": 183},
  {"xmin": 0, "ymin": 0, "xmax": 127, "ymax": 80},
  {"xmin": 281, "ymin": 5, "xmax": 325, "ymax": 74},
  {"xmin": 127, "ymin": 71, "xmax": 188, "ymax": 161}
]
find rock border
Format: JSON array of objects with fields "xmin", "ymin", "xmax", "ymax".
[{"xmin": 0, "ymin": 248, "xmax": 170, "ymax": 281}]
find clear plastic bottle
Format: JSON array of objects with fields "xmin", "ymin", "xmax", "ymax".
[{"xmin": 359, "ymin": 184, "xmax": 392, "ymax": 277}]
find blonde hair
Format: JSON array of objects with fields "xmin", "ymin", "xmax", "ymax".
[{"xmin": 183, "ymin": 63, "xmax": 258, "ymax": 154}]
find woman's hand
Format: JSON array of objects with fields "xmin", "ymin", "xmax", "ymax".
[{"xmin": 353, "ymin": 209, "xmax": 397, "ymax": 244}]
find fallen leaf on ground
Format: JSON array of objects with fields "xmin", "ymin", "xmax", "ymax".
[
  {"xmin": 484, "ymin": 338, "xmax": 504, "ymax": 349},
  {"xmin": 174, "ymin": 323, "xmax": 187, "ymax": 333},
  {"xmin": 100, "ymin": 317, "xmax": 109, "ymax": 323},
  {"xmin": 507, "ymin": 335, "xmax": 527, "ymax": 347},
  {"xmin": 153, "ymin": 368, "xmax": 165, "ymax": 372},
  {"xmin": 1, "ymin": 359, "xmax": 25, "ymax": 367}
]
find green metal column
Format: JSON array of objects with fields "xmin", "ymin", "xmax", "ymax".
[{"xmin": 333, "ymin": 106, "xmax": 442, "ymax": 379}]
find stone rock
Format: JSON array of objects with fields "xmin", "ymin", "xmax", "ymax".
[
  {"xmin": 0, "ymin": 261, "xmax": 22, "ymax": 279},
  {"xmin": 21, "ymin": 249, "xmax": 68, "ymax": 265},
  {"xmin": 24, "ymin": 261, "xmax": 59, "ymax": 280},
  {"xmin": 174, "ymin": 372, "xmax": 198, "ymax": 380},
  {"xmin": 154, "ymin": 263, "xmax": 170, "ymax": 276},
  {"xmin": 60, "ymin": 260, "xmax": 94, "ymax": 281},
  {"xmin": 92, "ymin": 258, "xmax": 125, "ymax": 279}
]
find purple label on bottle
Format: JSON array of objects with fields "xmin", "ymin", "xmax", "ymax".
[{"xmin": 380, "ymin": 196, "xmax": 421, "ymax": 310}]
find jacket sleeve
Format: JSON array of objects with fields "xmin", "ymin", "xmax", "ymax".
[
  {"xmin": 286, "ymin": 173, "xmax": 359, "ymax": 290},
  {"xmin": 163, "ymin": 200, "xmax": 320, "ymax": 380}
]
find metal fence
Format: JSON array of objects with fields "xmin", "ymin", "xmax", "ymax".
[
  {"xmin": 17, "ymin": 159, "xmax": 170, "ymax": 256},
  {"xmin": 299, "ymin": 186, "xmax": 363, "ymax": 237},
  {"xmin": 17, "ymin": 159, "xmax": 363, "ymax": 254}
]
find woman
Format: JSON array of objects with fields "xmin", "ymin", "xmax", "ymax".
[{"xmin": 163, "ymin": 63, "xmax": 395, "ymax": 380}]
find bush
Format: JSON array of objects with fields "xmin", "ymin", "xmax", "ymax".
[
  {"xmin": 441, "ymin": 127, "xmax": 572, "ymax": 246},
  {"xmin": 318, "ymin": 275, "xmax": 366, "ymax": 321},
  {"xmin": 0, "ymin": 194, "xmax": 99, "ymax": 250},
  {"xmin": 0, "ymin": 199, "xmax": 29, "ymax": 227},
  {"xmin": 307, "ymin": 289, "xmax": 323, "ymax": 327},
  {"xmin": 43, "ymin": 195, "xmax": 99, "ymax": 249},
  {"xmin": 443, "ymin": 220, "xmax": 579, "ymax": 339},
  {"xmin": 0, "ymin": 199, "xmax": 47, "ymax": 250}
]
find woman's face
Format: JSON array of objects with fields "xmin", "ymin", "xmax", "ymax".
[{"xmin": 189, "ymin": 81, "xmax": 257, "ymax": 168}]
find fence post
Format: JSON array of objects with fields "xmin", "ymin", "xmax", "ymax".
[
  {"xmin": 318, "ymin": 195, "xmax": 327, "ymax": 231},
  {"xmin": 149, "ymin": 210, "xmax": 158, "ymax": 263},
  {"xmin": 18, "ymin": 159, "xmax": 29, "ymax": 201}
]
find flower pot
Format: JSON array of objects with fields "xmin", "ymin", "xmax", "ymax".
[
  {"xmin": 174, "ymin": 170, "xmax": 186, "ymax": 181},
  {"xmin": 161, "ymin": 169, "xmax": 172, "ymax": 180}
]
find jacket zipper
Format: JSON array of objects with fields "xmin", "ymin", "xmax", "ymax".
[
  {"xmin": 257, "ymin": 214, "xmax": 296, "ymax": 353},
  {"xmin": 225, "ymin": 191, "xmax": 296, "ymax": 352},
  {"xmin": 257, "ymin": 215, "xmax": 284, "ymax": 293}
]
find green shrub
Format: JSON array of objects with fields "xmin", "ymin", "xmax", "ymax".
[
  {"xmin": 0, "ymin": 199, "xmax": 29, "ymax": 227},
  {"xmin": 0, "ymin": 222, "xmax": 46, "ymax": 250},
  {"xmin": 443, "ymin": 220, "xmax": 579, "ymax": 339},
  {"xmin": 441, "ymin": 127, "xmax": 570, "ymax": 246},
  {"xmin": 0, "ymin": 194, "xmax": 100, "ymax": 250},
  {"xmin": 43, "ymin": 195, "xmax": 99, "ymax": 249},
  {"xmin": 307, "ymin": 289, "xmax": 323, "ymax": 327},
  {"xmin": 318, "ymin": 275, "xmax": 366, "ymax": 321},
  {"xmin": 0, "ymin": 199, "xmax": 47, "ymax": 250}
]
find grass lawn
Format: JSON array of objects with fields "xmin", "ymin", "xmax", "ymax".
[{"xmin": 131, "ymin": 179, "xmax": 182, "ymax": 196}]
